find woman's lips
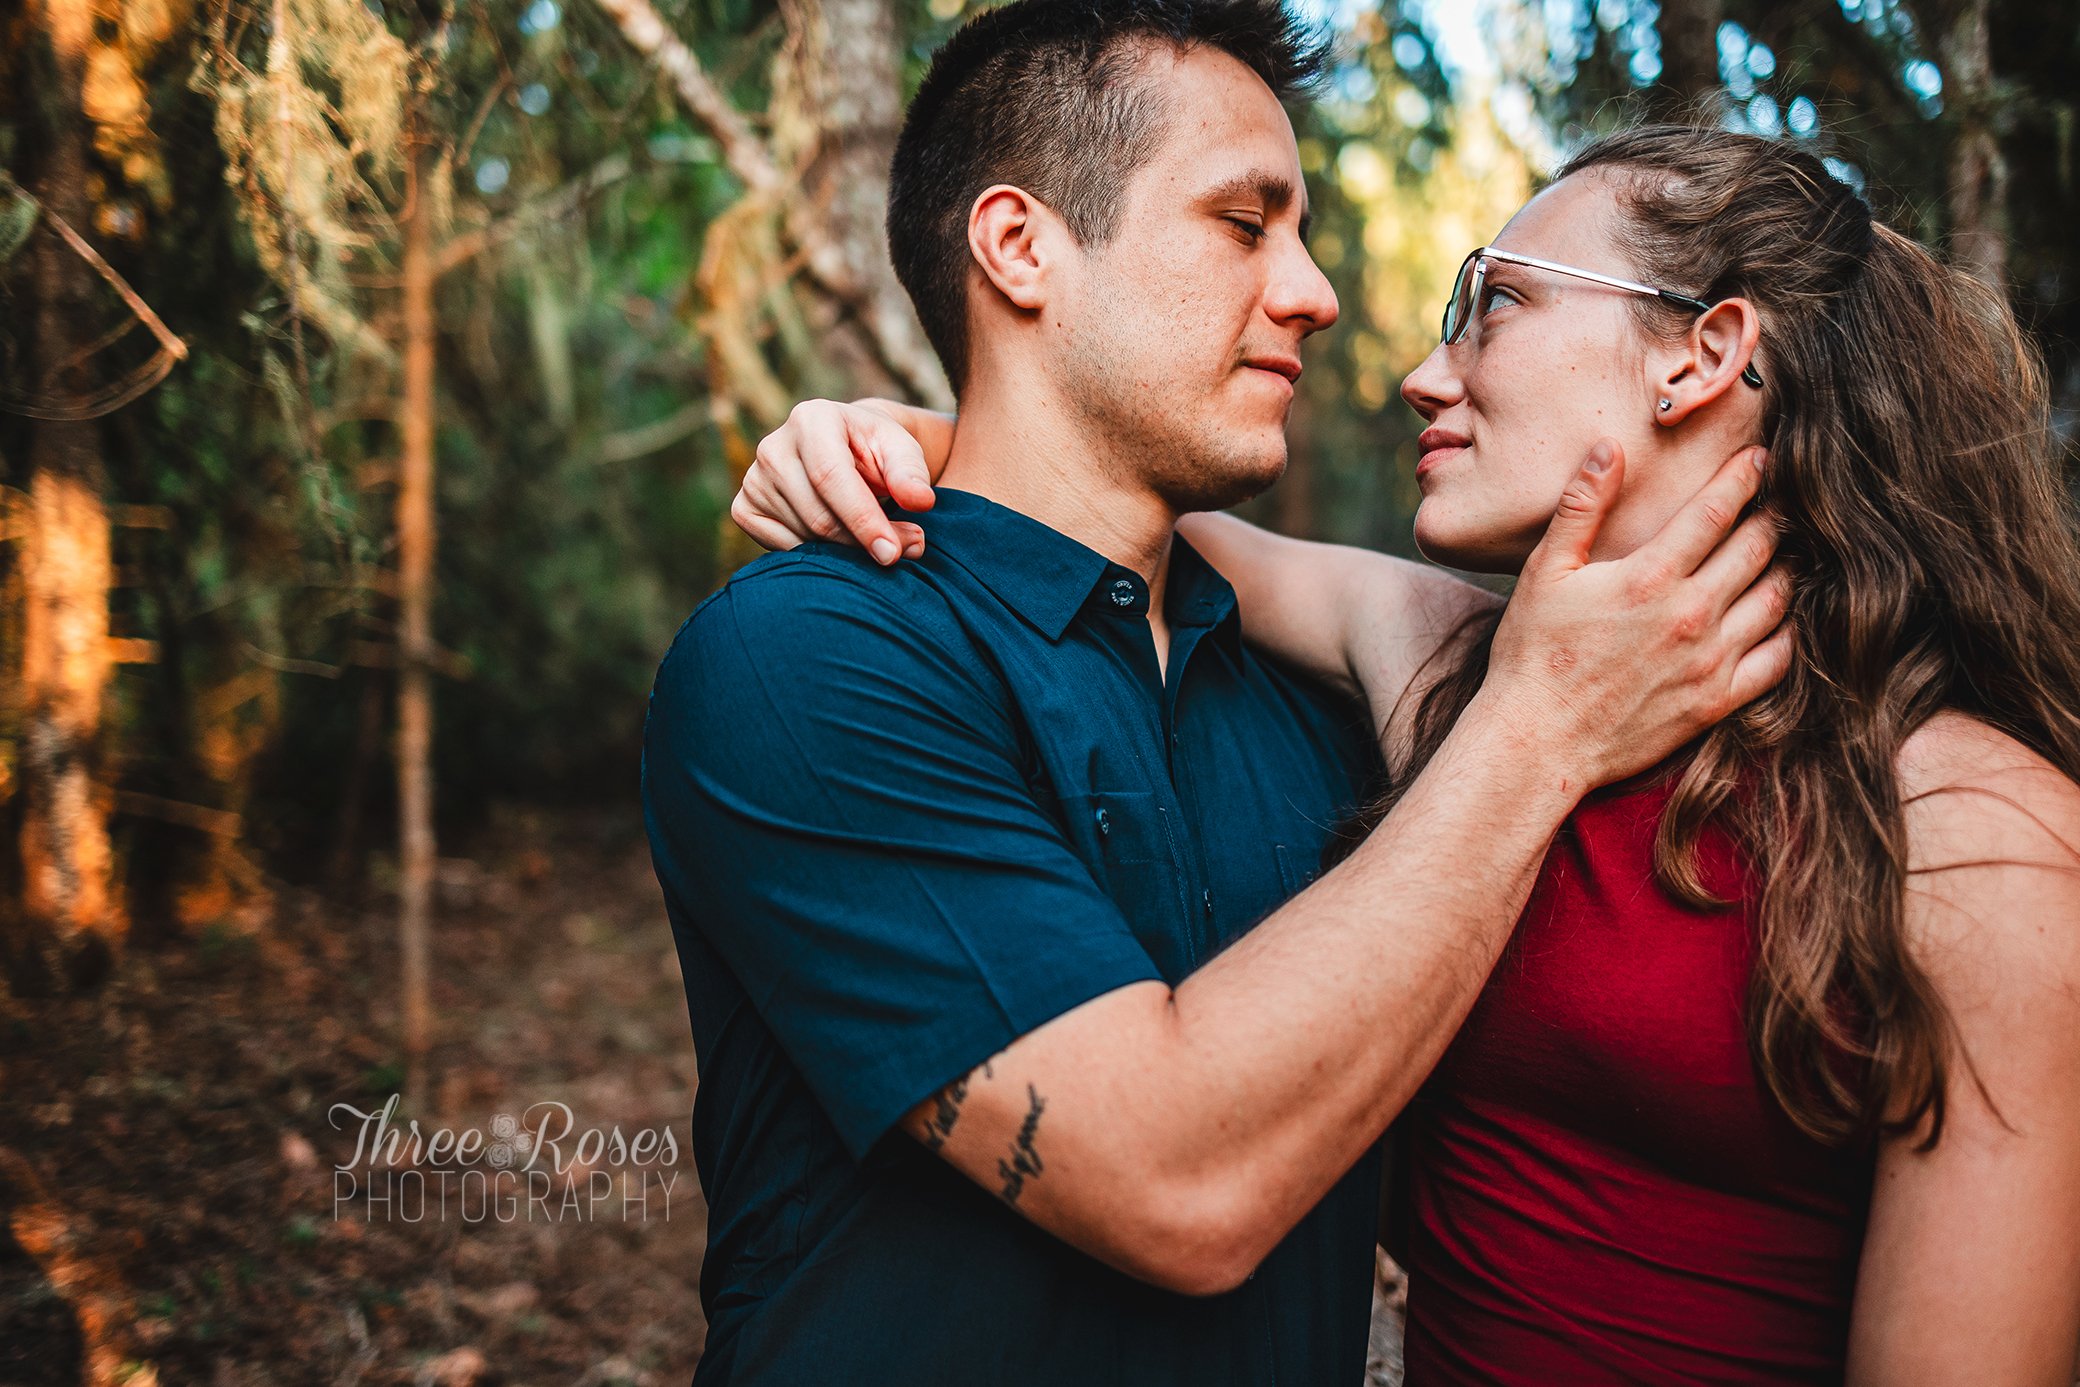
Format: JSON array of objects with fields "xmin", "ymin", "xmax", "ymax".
[
  {"xmin": 1416, "ymin": 433, "xmax": 1469, "ymax": 477},
  {"xmin": 1406, "ymin": 442, "xmax": 1472, "ymax": 480}
]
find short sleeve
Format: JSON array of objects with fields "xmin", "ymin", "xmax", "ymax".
[{"xmin": 641, "ymin": 556, "xmax": 1163, "ymax": 1159}]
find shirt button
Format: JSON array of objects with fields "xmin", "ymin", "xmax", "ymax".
[
  {"xmin": 1202, "ymin": 889, "xmax": 1214, "ymax": 919},
  {"xmin": 1110, "ymin": 589, "xmax": 1135, "ymax": 609},
  {"xmin": 1095, "ymin": 807, "xmax": 1111, "ymax": 837}
]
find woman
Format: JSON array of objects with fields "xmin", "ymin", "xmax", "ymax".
[{"xmin": 729, "ymin": 126, "xmax": 2080, "ymax": 1383}]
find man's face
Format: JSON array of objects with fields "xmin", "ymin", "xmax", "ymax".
[{"xmin": 1044, "ymin": 45, "xmax": 1339, "ymax": 513}]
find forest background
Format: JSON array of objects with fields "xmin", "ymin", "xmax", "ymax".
[{"xmin": 1, "ymin": 0, "xmax": 2074, "ymax": 1382}]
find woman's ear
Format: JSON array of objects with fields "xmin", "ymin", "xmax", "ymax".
[
  {"xmin": 1653, "ymin": 297, "xmax": 1762, "ymax": 425},
  {"xmin": 967, "ymin": 184, "xmax": 1055, "ymax": 312}
]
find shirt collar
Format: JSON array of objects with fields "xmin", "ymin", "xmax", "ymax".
[{"xmin": 905, "ymin": 489, "xmax": 1241, "ymax": 649}]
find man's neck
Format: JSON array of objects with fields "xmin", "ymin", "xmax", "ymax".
[{"xmin": 937, "ymin": 379, "xmax": 1181, "ymax": 614}]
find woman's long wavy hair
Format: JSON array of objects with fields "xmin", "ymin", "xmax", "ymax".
[{"xmin": 1366, "ymin": 124, "xmax": 2080, "ymax": 1148}]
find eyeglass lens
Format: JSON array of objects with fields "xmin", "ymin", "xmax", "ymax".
[{"xmin": 1442, "ymin": 252, "xmax": 1483, "ymax": 346}]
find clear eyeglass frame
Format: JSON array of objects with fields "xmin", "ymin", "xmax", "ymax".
[{"xmin": 1442, "ymin": 246, "xmax": 1765, "ymax": 390}]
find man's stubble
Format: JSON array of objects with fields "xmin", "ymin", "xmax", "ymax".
[{"xmin": 1046, "ymin": 276, "xmax": 1290, "ymax": 518}]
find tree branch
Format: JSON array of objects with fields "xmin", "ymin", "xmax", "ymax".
[
  {"xmin": 588, "ymin": 0, "xmax": 784, "ymax": 195},
  {"xmin": 587, "ymin": 0, "xmax": 952, "ymax": 408}
]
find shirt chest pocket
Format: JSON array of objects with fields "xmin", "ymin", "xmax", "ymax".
[
  {"xmin": 1076, "ymin": 790, "xmax": 1196, "ymax": 976},
  {"xmin": 1274, "ymin": 842, "xmax": 1320, "ymax": 897}
]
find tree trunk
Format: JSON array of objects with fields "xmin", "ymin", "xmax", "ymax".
[
  {"xmin": 777, "ymin": 0, "xmax": 948, "ymax": 405},
  {"xmin": 591, "ymin": 0, "xmax": 951, "ymax": 407},
  {"xmin": 396, "ymin": 116, "xmax": 438, "ymax": 1105},
  {"xmin": 1653, "ymin": 0, "xmax": 1724, "ymax": 115},
  {"xmin": 1934, "ymin": 0, "xmax": 2009, "ymax": 286},
  {"xmin": 19, "ymin": 0, "xmax": 122, "ymax": 963}
]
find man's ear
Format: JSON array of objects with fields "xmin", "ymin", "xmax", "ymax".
[
  {"xmin": 967, "ymin": 184, "xmax": 1058, "ymax": 312},
  {"xmin": 1653, "ymin": 297, "xmax": 1762, "ymax": 425}
]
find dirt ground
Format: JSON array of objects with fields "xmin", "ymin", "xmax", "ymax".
[
  {"xmin": 0, "ymin": 809, "xmax": 1408, "ymax": 1387},
  {"xmin": 0, "ymin": 810, "xmax": 707, "ymax": 1386}
]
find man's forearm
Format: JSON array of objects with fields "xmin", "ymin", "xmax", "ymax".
[
  {"xmin": 1148, "ymin": 691, "xmax": 1578, "ymax": 1252},
  {"xmin": 911, "ymin": 691, "xmax": 1580, "ymax": 1292},
  {"xmin": 905, "ymin": 442, "xmax": 1784, "ymax": 1292}
]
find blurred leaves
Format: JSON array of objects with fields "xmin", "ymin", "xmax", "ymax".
[{"xmin": 3, "ymin": 0, "xmax": 2071, "ymax": 893}]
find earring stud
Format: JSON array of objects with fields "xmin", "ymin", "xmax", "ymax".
[{"xmin": 1658, "ymin": 398, "xmax": 1673, "ymax": 413}]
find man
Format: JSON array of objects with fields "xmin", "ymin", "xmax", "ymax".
[{"xmin": 642, "ymin": 2, "xmax": 1789, "ymax": 1383}]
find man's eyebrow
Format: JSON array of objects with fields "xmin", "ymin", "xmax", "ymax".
[{"xmin": 1200, "ymin": 171, "xmax": 1309, "ymax": 237}]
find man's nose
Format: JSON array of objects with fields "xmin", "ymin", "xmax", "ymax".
[{"xmin": 1266, "ymin": 239, "xmax": 1339, "ymax": 335}]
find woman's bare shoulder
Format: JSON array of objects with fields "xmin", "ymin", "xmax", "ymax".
[
  {"xmin": 1895, "ymin": 710, "xmax": 2080, "ymax": 991},
  {"xmin": 1898, "ymin": 712, "xmax": 2080, "ymax": 832}
]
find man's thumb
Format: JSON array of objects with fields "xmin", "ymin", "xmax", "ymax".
[{"xmin": 1534, "ymin": 439, "xmax": 1624, "ymax": 572}]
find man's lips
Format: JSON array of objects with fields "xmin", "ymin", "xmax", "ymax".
[
  {"xmin": 1416, "ymin": 427, "xmax": 1471, "ymax": 475},
  {"xmin": 1241, "ymin": 356, "xmax": 1303, "ymax": 389}
]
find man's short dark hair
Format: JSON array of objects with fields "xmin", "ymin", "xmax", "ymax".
[{"xmin": 888, "ymin": 0, "xmax": 1328, "ymax": 392}]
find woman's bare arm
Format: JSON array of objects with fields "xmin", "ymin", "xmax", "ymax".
[
  {"xmin": 1177, "ymin": 512, "xmax": 1498, "ymax": 752},
  {"xmin": 730, "ymin": 399, "xmax": 952, "ymax": 563},
  {"xmin": 1846, "ymin": 713, "xmax": 2080, "ymax": 1385},
  {"xmin": 731, "ymin": 398, "xmax": 1500, "ymax": 751}
]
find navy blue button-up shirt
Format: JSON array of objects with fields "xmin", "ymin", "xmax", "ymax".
[{"xmin": 643, "ymin": 488, "xmax": 1381, "ymax": 1386}]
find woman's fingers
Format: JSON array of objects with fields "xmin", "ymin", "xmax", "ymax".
[
  {"xmin": 775, "ymin": 402, "xmax": 920, "ymax": 562},
  {"xmin": 741, "ymin": 453, "xmax": 816, "ymax": 540},
  {"xmin": 785, "ymin": 406, "xmax": 905, "ymax": 561},
  {"xmin": 848, "ymin": 408, "xmax": 938, "ymax": 514},
  {"xmin": 739, "ymin": 450, "xmax": 929, "ymax": 564},
  {"xmin": 739, "ymin": 463, "xmax": 802, "ymax": 537},
  {"xmin": 730, "ymin": 491, "xmax": 812, "ymax": 554},
  {"xmin": 764, "ymin": 459, "xmax": 850, "ymax": 549},
  {"xmin": 733, "ymin": 400, "xmax": 939, "ymax": 563}
]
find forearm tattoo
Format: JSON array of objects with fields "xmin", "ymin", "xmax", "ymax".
[
  {"xmin": 921, "ymin": 1075, "xmax": 969, "ymax": 1152},
  {"xmin": 920, "ymin": 1059, "xmax": 994, "ymax": 1153},
  {"xmin": 995, "ymin": 1084, "xmax": 1047, "ymax": 1207}
]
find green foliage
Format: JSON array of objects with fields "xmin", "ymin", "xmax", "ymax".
[
  {"xmin": 5, "ymin": 0, "xmax": 2071, "ymax": 899},
  {"xmin": 0, "ymin": 177, "xmax": 38, "ymax": 266},
  {"xmin": 66, "ymin": 0, "xmax": 776, "ymax": 866}
]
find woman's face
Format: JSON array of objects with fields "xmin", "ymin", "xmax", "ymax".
[{"xmin": 1399, "ymin": 172, "xmax": 1718, "ymax": 574}]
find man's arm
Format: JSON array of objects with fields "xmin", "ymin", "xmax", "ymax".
[
  {"xmin": 900, "ymin": 447, "xmax": 1788, "ymax": 1296},
  {"xmin": 891, "ymin": 695, "xmax": 1583, "ymax": 1294},
  {"xmin": 675, "ymin": 440, "xmax": 1787, "ymax": 1296}
]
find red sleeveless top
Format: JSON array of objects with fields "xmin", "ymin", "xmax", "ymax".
[{"xmin": 1399, "ymin": 773, "xmax": 1873, "ymax": 1384}]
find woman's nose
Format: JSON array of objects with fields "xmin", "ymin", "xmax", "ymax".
[{"xmin": 1401, "ymin": 342, "xmax": 1464, "ymax": 418}]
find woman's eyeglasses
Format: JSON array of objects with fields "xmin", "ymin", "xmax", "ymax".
[{"xmin": 1442, "ymin": 246, "xmax": 1766, "ymax": 390}]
